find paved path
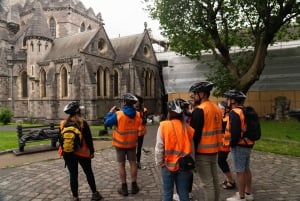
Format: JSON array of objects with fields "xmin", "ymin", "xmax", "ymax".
[{"xmin": 0, "ymin": 125, "xmax": 300, "ymax": 201}]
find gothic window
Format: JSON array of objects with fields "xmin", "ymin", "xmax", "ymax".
[
  {"xmin": 104, "ymin": 68, "xmax": 110, "ymax": 97},
  {"xmin": 96, "ymin": 68, "xmax": 103, "ymax": 96},
  {"xmin": 80, "ymin": 22, "xmax": 85, "ymax": 32},
  {"xmin": 143, "ymin": 70, "xmax": 147, "ymax": 97},
  {"xmin": 98, "ymin": 39, "xmax": 107, "ymax": 53},
  {"xmin": 37, "ymin": 40, "xmax": 41, "ymax": 52},
  {"xmin": 146, "ymin": 71, "xmax": 151, "ymax": 97},
  {"xmin": 21, "ymin": 71, "xmax": 28, "ymax": 97},
  {"xmin": 113, "ymin": 70, "xmax": 119, "ymax": 97},
  {"xmin": 49, "ymin": 17, "xmax": 56, "ymax": 38},
  {"xmin": 87, "ymin": 25, "xmax": 92, "ymax": 30},
  {"xmin": 150, "ymin": 71, "xmax": 155, "ymax": 97},
  {"xmin": 30, "ymin": 42, "xmax": 34, "ymax": 52},
  {"xmin": 40, "ymin": 69, "xmax": 46, "ymax": 97},
  {"xmin": 61, "ymin": 67, "xmax": 68, "ymax": 97}
]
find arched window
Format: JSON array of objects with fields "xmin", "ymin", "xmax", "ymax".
[
  {"xmin": 104, "ymin": 68, "xmax": 110, "ymax": 97},
  {"xmin": 21, "ymin": 71, "xmax": 28, "ymax": 97},
  {"xmin": 146, "ymin": 71, "xmax": 151, "ymax": 97},
  {"xmin": 49, "ymin": 17, "xmax": 56, "ymax": 38},
  {"xmin": 96, "ymin": 68, "xmax": 103, "ymax": 96},
  {"xmin": 30, "ymin": 42, "xmax": 34, "ymax": 52},
  {"xmin": 80, "ymin": 22, "xmax": 85, "ymax": 32},
  {"xmin": 143, "ymin": 70, "xmax": 147, "ymax": 97},
  {"xmin": 61, "ymin": 67, "xmax": 68, "ymax": 97},
  {"xmin": 150, "ymin": 71, "xmax": 155, "ymax": 97},
  {"xmin": 113, "ymin": 70, "xmax": 119, "ymax": 97},
  {"xmin": 40, "ymin": 69, "xmax": 46, "ymax": 97},
  {"xmin": 87, "ymin": 25, "xmax": 92, "ymax": 30}
]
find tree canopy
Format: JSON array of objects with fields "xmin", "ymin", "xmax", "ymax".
[{"xmin": 144, "ymin": 0, "xmax": 300, "ymax": 95}]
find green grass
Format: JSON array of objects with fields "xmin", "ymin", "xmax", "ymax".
[
  {"xmin": 1, "ymin": 120, "xmax": 300, "ymax": 156},
  {"xmin": 0, "ymin": 123, "xmax": 107, "ymax": 151},
  {"xmin": 253, "ymin": 119, "xmax": 300, "ymax": 156}
]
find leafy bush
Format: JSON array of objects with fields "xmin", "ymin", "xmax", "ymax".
[{"xmin": 0, "ymin": 107, "xmax": 13, "ymax": 125}]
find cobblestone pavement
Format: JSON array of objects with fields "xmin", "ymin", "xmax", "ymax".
[{"xmin": 0, "ymin": 125, "xmax": 300, "ymax": 201}]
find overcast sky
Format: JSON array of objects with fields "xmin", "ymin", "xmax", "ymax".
[{"xmin": 80, "ymin": 0, "xmax": 164, "ymax": 39}]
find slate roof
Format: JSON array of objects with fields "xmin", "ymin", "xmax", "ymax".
[
  {"xmin": 158, "ymin": 41, "xmax": 300, "ymax": 93},
  {"xmin": 44, "ymin": 29, "xmax": 98, "ymax": 61},
  {"xmin": 110, "ymin": 33, "xmax": 144, "ymax": 63},
  {"xmin": 24, "ymin": 2, "xmax": 52, "ymax": 41}
]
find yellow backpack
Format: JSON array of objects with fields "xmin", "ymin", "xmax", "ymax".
[{"xmin": 61, "ymin": 122, "xmax": 82, "ymax": 153}]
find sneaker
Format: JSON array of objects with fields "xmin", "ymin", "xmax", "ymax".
[
  {"xmin": 91, "ymin": 191, "xmax": 103, "ymax": 201},
  {"xmin": 235, "ymin": 192, "xmax": 254, "ymax": 201},
  {"xmin": 131, "ymin": 182, "xmax": 140, "ymax": 194},
  {"xmin": 118, "ymin": 183, "xmax": 128, "ymax": 196},
  {"xmin": 73, "ymin": 197, "xmax": 80, "ymax": 201},
  {"xmin": 189, "ymin": 192, "xmax": 193, "ymax": 199},
  {"xmin": 226, "ymin": 194, "xmax": 246, "ymax": 201},
  {"xmin": 173, "ymin": 193, "xmax": 180, "ymax": 201},
  {"xmin": 245, "ymin": 193, "xmax": 254, "ymax": 201},
  {"xmin": 137, "ymin": 162, "xmax": 146, "ymax": 170}
]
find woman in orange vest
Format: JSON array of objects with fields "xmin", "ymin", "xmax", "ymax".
[
  {"xmin": 155, "ymin": 98, "xmax": 194, "ymax": 201},
  {"xmin": 59, "ymin": 101, "xmax": 103, "ymax": 201},
  {"xmin": 217, "ymin": 101, "xmax": 236, "ymax": 189}
]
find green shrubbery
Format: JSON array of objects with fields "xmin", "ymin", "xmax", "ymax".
[{"xmin": 0, "ymin": 107, "xmax": 13, "ymax": 125}]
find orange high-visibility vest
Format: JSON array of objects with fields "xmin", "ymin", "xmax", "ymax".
[
  {"xmin": 112, "ymin": 111, "xmax": 142, "ymax": 148},
  {"xmin": 160, "ymin": 119, "xmax": 194, "ymax": 171},
  {"xmin": 59, "ymin": 119, "xmax": 90, "ymax": 158},
  {"xmin": 138, "ymin": 107, "xmax": 148, "ymax": 137},
  {"xmin": 231, "ymin": 107, "xmax": 254, "ymax": 146},
  {"xmin": 220, "ymin": 115, "xmax": 230, "ymax": 152},
  {"xmin": 196, "ymin": 101, "xmax": 223, "ymax": 154}
]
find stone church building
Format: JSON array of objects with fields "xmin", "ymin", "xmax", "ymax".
[{"xmin": 0, "ymin": 0, "xmax": 162, "ymax": 124}]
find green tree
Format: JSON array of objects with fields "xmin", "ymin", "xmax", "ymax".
[{"xmin": 144, "ymin": 0, "xmax": 300, "ymax": 95}]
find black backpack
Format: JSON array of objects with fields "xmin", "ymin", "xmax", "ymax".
[{"xmin": 242, "ymin": 106, "xmax": 261, "ymax": 141}]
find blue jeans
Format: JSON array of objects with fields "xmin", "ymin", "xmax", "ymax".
[{"xmin": 161, "ymin": 166, "xmax": 191, "ymax": 201}]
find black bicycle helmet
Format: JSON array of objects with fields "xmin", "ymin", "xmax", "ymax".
[
  {"xmin": 223, "ymin": 89, "xmax": 246, "ymax": 102},
  {"xmin": 64, "ymin": 101, "xmax": 80, "ymax": 115},
  {"xmin": 168, "ymin": 98, "xmax": 185, "ymax": 114},
  {"xmin": 177, "ymin": 98, "xmax": 190, "ymax": 109},
  {"xmin": 121, "ymin": 93, "xmax": 138, "ymax": 105},
  {"xmin": 189, "ymin": 81, "xmax": 214, "ymax": 93}
]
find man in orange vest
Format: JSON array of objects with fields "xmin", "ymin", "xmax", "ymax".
[
  {"xmin": 104, "ymin": 93, "xmax": 142, "ymax": 196},
  {"xmin": 189, "ymin": 81, "xmax": 223, "ymax": 201},
  {"xmin": 59, "ymin": 101, "xmax": 103, "ymax": 201},
  {"xmin": 223, "ymin": 90, "xmax": 254, "ymax": 201}
]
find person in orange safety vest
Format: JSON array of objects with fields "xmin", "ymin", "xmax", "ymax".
[
  {"xmin": 59, "ymin": 101, "xmax": 103, "ymax": 201},
  {"xmin": 155, "ymin": 98, "xmax": 194, "ymax": 201},
  {"xmin": 223, "ymin": 90, "xmax": 255, "ymax": 201},
  {"xmin": 189, "ymin": 81, "xmax": 223, "ymax": 201},
  {"xmin": 104, "ymin": 93, "xmax": 142, "ymax": 197}
]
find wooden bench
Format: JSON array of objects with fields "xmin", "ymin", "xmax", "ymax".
[{"xmin": 15, "ymin": 123, "xmax": 60, "ymax": 155}]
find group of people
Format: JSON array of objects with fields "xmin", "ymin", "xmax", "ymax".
[
  {"xmin": 155, "ymin": 81, "xmax": 255, "ymax": 201},
  {"xmin": 58, "ymin": 81, "xmax": 255, "ymax": 201},
  {"xmin": 58, "ymin": 93, "xmax": 148, "ymax": 201}
]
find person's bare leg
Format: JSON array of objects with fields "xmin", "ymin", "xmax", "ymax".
[
  {"xmin": 236, "ymin": 172, "xmax": 246, "ymax": 198},
  {"xmin": 119, "ymin": 162, "xmax": 126, "ymax": 183}
]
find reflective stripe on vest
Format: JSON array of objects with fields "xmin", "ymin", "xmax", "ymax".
[
  {"xmin": 160, "ymin": 119, "xmax": 194, "ymax": 171},
  {"xmin": 112, "ymin": 111, "xmax": 142, "ymax": 148},
  {"xmin": 232, "ymin": 107, "xmax": 254, "ymax": 146},
  {"xmin": 196, "ymin": 101, "xmax": 223, "ymax": 154}
]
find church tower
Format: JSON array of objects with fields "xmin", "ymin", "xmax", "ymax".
[{"xmin": 23, "ymin": 1, "xmax": 53, "ymax": 99}]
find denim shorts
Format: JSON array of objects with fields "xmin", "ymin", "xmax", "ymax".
[{"xmin": 230, "ymin": 146, "xmax": 252, "ymax": 172}]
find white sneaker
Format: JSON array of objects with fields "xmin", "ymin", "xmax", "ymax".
[
  {"xmin": 226, "ymin": 194, "xmax": 246, "ymax": 201},
  {"xmin": 173, "ymin": 193, "xmax": 180, "ymax": 201},
  {"xmin": 245, "ymin": 193, "xmax": 254, "ymax": 201},
  {"xmin": 235, "ymin": 192, "xmax": 254, "ymax": 201}
]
